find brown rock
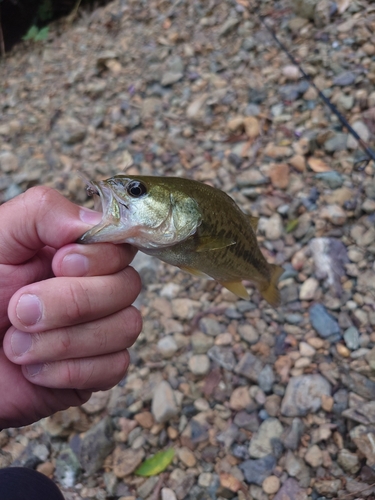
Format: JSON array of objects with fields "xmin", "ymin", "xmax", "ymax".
[
  {"xmin": 229, "ymin": 386, "xmax": 252, "ymax": 411},
  {"xmin": 134, "ymin": 411, "xmax": 154, "ymax": 429},
  {"xmin": 289, "ymin": 154, "xmax": 306, "ymax": 172},
  {"xmin": 112, "ymin": 446, "xmax": 145, "ymax": 478},
  {"xmin": 269, "ymin": 163, "xmax": 290, "ymax": 189}
]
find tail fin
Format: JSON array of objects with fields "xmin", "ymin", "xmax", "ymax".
[{"xmin": 260, "ymin": 264, "xmax": 283, "ymax": 307}]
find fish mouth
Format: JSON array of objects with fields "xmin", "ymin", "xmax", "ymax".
[{"xmin": 77, "ymin": 177, "xmax": 123, "ymax": 244}]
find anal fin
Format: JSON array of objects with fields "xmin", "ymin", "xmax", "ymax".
[
  {"xmin": 180, "ymin": 266, "xmax": 210, "ymax": 278},
  {"xmin": 219, "ymin": 280, "xmax": 249, "ymax": 300}
]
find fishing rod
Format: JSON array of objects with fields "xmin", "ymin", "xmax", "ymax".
[{"xmin": 258, "ymin": 15, "xmax": 375, "ymax": 171}]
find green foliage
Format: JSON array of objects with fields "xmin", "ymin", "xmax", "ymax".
[
  {"xmin": 22, "ymin": 25, "xmax": 49, "ymax": 42},
  {"xmin": 135, "ymin": 449, "xmax": 175, "ymax": 477},
  {"xmin": 37, "ymin": 0, "xmax": 53, "ymax": 22}
]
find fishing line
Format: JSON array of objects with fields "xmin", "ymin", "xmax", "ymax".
[{"xmin": 258, "ymin": 14, "xmax": 375, "ymax": 171}]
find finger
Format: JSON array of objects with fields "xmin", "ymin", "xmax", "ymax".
[
  {"xmin": 0, "ymin": 186, "xmax": 102, "ymax": 265},
  {"xmin": 4, "ymin": 306, "xmax": 142, "ymax": 364},
  {"xmin": 8, "ymin": 267, "xmax": 141, "ymax": 333},
  {"xmin": 52, "ymin": 243, "xmax": 137, "ymax": 277},
  {"xmin": 0, "ymin": 248, "xmax": 55, "ymax": 333},
  {"xmin": 21, "ymin": 349, "xmax": 131, "ymax": 391}
]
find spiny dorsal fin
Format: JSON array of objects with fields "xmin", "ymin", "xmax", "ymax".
[{"xmin": 247, "ymin": 215, "xmax": 259, "ymax": 232}]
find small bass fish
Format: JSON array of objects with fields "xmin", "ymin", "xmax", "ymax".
[{"xmin": 78, "ymin": 175, "xmax": 283, "ymax": 306}]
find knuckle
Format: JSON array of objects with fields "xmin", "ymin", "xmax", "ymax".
[
  {"xmin": 64, "ymin": 281, "xmax": 91, "ymax": 323},
  {"xmin": 62, "ymin": 358, "xmax": 95, "ymax": 389}
]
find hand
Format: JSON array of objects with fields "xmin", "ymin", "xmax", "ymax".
[{"xmin": 0, "ymin": 186, "xmax": 142, "ymax": 428}]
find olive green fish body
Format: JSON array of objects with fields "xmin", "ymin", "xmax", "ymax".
[{"xmin": 78, "ymin": 175, "xmax": 282, "ymax": 306}]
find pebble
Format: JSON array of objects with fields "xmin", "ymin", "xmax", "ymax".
[
  {"xmin": 56, "ymin": 116, "xmax": 86, "ymax": 144},
  {"xmin": 309, "ymin": 303, "xmax": 340, "ymax": 341},
  {"xmin": 55, "ymin": 447, "xmax": 82, "ymax": 488},
  {"xmin": 249, "ymin": 418, "xmax": 284, "ymax": 458},
  {"xmin": 269, "ymin": 163, "xmax": 290, "ymax": 189},
  {"xmin": 282, "ymin": 65, "xmax": 301, "ymax": 80},
  {"xmin": 239, "ymin": 455, "xmax": 276, "ymax": 486},
  {"xmin": 304, "ymin": 444, "xmax": 323, "ymax": 467},
  {"xmin": 207, "ymin": 345, "xmax": 236, "ymax": 371},
  {"xmin": 238, "ymin": 324, "xmax": 259, "ymax": 345},
  {"xmin": 281, "ymin": 375, "xmax": 331, "ymax": 417},
  {"xmin": 229, "ymin": 386, "xmax": 252, "ymax": 411},
  {"xmin": 151, "ymin": 381, "xmax": 179, "ymax": 423},
  {"xmin": 299, "ymin": 341, "xmax": 316, "ymax": 357},
  {"xmin": 188, "ymin": 354, "xmax": 210, "ymax": 376},
  {"xmin": 273, "ymin": 478, "xmax": 307, "ymax": 500},
  {"xmin": 262, "ymin": 475, "xmax": 280, "ymax": 494},
  {"xmin": 112, "ymin": 446, "xmax": 145, "ymax": 478},
  {"xmin": 235, "ymin": 352, "xmax": 263, "ymax": 382},
  {"xmin": 347, "ymin": 121, "xmax": 370, "ymax": 149},
  {"xmin": 337, "ymin": 448, "xmax": 360, "ymax": 474},
  {"xmin": 343, "ymin": 326, "xmax": 360, "ymax": 350},
  {"xmin": 178, "ymin": 447, "xmax": 197, "ymax": 468},
  {"xmin": 77, "ymin": 416, "xmax": 115, "ymax": 474},
  {"xmin": 0, "ymin": 151, "xmax": 18, "ymax": 172},
  {"xmin": 299, "ymin": 277, "xmax": 318, "ymax": 300},
  {"xmin": 260, "ymin": 214, "xmax": 283, "ymax": 240},
  {"xmin": 323, "ymin": 132, "xmax": 348, "ymax": 152},
  {"xmin": 191, "ymin": 332, "xmax": 214, "ymax": 353},
  {"xmin": 158, "ymin": 336, "xmax": 178, "ymax": 358},
  {"xmin": 283, "ymin": 418, "xmax": 305, "ymax": 450},
  {"xmin": 314, "ymin": 479, "xmax": 342, "ymax": 496},
  {"xmin": 320, "ymin": 204, "xmax": 347, "ymax": 225},
  {"xmin": 161, "ymin": 488, "xmax": 177, "ymax": 500}
]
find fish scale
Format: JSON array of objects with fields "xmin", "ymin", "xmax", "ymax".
[{"xmin": 78, "ymin": 175, "xmax": 283, "ymax": 306}]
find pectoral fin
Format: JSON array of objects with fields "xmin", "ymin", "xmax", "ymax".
[
  {"xmin": 196, "ymin": 236, "xmax": 236, "ymax": 253},
  {"xmin": 219, "ymin": 280, "xmax": 250, "ymax": 300}
]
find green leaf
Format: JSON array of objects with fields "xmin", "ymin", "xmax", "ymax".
[
  {"xmin": 135, "ymin": 449, "xmax": 175, "ymax": 477},
  {"xmin": 35, "ymin": 27, "xmax": 49, "ymax": 41},
  {"xmin": 22, "ymin": 25, "xmax": 39, "ymax": 41},
  {"xmin": 286, "ymin": 218, "xmax": 299, "ymax": 233}
]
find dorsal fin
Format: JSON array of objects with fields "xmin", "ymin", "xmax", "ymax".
[{"xmin": 247, "ymin": 215, "xmax": 259, "ymax": 231}]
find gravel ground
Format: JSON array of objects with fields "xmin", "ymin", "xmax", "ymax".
[{"xmin": 1, "ymin": 0, "xmax": 375, "ymax": 499}]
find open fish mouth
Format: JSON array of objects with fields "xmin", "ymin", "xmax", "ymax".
[{"xmin": 76, "ymin": 175, "xmax": 123, "ymax": 244}]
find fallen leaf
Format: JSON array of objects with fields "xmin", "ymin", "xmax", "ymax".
[{"xmin": 135, "ymin": 448, "xmax": 175, "ymax": 476}]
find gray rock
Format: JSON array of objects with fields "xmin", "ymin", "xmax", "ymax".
[
  {"xmin": 207, "ymin": 346, "xmax": 236, "ymax": 371},
  {"xmin": 158, "ymin": 336, "xmax": 178, "ymax": 358},
  {"xmin": 249, "ymin": 418, "xmax": 284, "ymax": 458},
  {"xmin": 235, "ymin": 352, "xmax": 263, "ymax": 382},
  {"xmin": 234, "ymin": 411, "xmax": 260, "ymax": 432},
  {"xmin": 350, "ymin": 425, "xmax": 375, "ymax": 467},
  {"xmin": 239, "ymin": 455, "xmax": 276, "ymax": 486},
  {"xmin": 341, "ymin": 371, "xmax": 375, "ymax": 400},
  {"xmin": 138, "ymin": 477, "xmax": 159, "ymax": 498},
  {"xmin": 161, "ymin": 72, "xmax": 183, "ymax": 86},
  {"xmin": 258, "ymin": 365, "xmax": 275, "ymax": 393},
  {"xmin": 55, "ymin": 446, "xmax": 82, "ymax": 488},
  {"xmin": 152, "ymin": 380, "xmax": 179, "ymax": 423},
  {"xmin": 315, "ymin": 171, "xmax": 344, "ymax": 189},
  {"xmin": 57, "ymin": 116, "xmax": 86, "ymax": 145},
  {"xmin": 343, "ymin": 326, "xmax": 360, "ymax": 350},
  {"xmin": 274, "ymin": 478, "xmax": 308, "ymax": 500},
  {"xmin": 188, "ymin": 354, "xmax": 210, "ymax": 376},
  {"xmin": 0, "ymin": 151, "xmax": 18, "ymax": 172},
  {"xmin": 282, "ymin": 418, "xmax": 305, "ymax": 450},
  {"xmin": 191, "ymin": 332, "xmax": 214, "ymax": 353},
  {"xmin": 199, "ymin": 317, "xmax": 224, "ymax": 336},
  {"xmin": 309, "ymin": 303, "xmax": 340, "ymax": 341},
  {"xmin": 337, "ymin": 449, "xmax": 360, "ymax": 474},
  {"xmin": 239, "ymin": 324, "xmax": 259, "ymax": 345},
  {"xmin": 77, "ymin": 416, "xmax": 115, "ymax": 474},
  {"xmin": 281, "ymin": 375, "xmax": 331, "ymax": 417},
  {"xmin": 218, "ymin": 17, "xmax": 240, "ymax": 36},
  {"xmin": 284, "ymin": 450, "xmax": 311, "ymax": 488},
  {"xmin": 324, "ymin": 132, "xmax": 348, "ymax": 153},
  {"xmin": 333, "ymin": 71, "xmax": 356, "ymax": 86}
]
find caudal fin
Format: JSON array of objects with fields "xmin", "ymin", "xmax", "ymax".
[{"xmin": 260, "ymin": 264, "xmax": 283, "ymax": 307}]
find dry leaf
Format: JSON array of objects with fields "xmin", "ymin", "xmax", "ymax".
[
  {"xmin": 307, "ymin": 157, "xmax": 331, "ymax": 172},
  {"xmin": 337, "ymin": 0, "xmax": 350, "ymax": 14}
]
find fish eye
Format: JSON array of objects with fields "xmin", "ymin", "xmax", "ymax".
[{"xmin": 127, "ymin": 180, "xmax": 147, "ymax": 198}]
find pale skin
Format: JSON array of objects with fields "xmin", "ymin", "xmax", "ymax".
[{"xmin": 0, "ymin": 186, "xmax": 142, "ymax": 429}]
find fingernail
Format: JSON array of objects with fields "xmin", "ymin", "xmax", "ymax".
[
  {"xmin": 11, "ymin": 330, "xmax": 32, "ymax": 357},
  {"xmin": 61, "ymin": 254, "xmax": 89, "ymax": 277},
  {"xmin": 25, "ymin": 363, "xmax": 44, "ymax": 377},
  {"xmin": 80, "ymin": 208, "xmax": 102, "ymax": 225},
  {"xmin": 16, "ymin": 294, "xmax": 42, "ymax": 326}
]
